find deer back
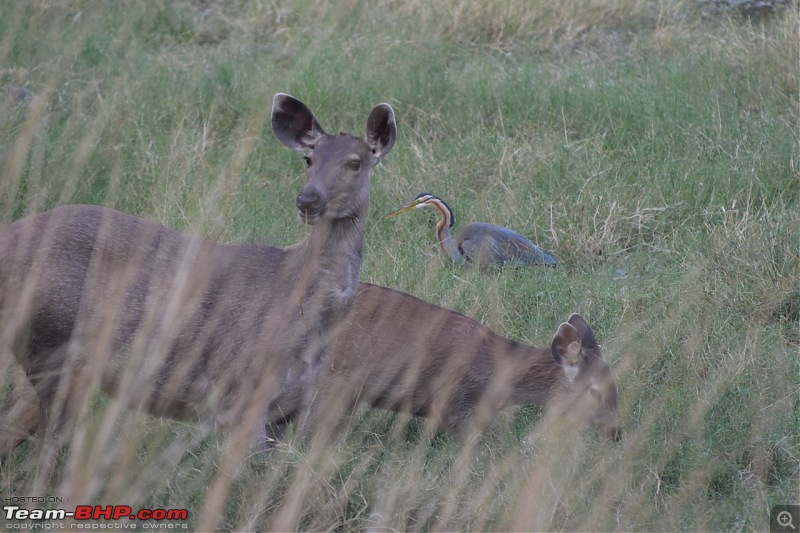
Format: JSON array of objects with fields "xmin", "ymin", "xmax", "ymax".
[{"xmin": 306, "ymin": 283, "xmax": 621, "ymax": 440}]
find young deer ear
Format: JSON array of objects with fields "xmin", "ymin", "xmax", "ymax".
[
  {"xmin": 567, "ymin": 313, "xmax": 600, "ymax": 355},
  {"xmin": 551, "ymin": 322, "xmax": 583, "ymax": 379},
  {"xmin": 589, "ymin": 385, "xmax": 603, "ymax": 401},
  {"xmin": 365, "ymin": 103, "xmax": 396, "ymax": 165},
  {"xmin": 271, "ymin": 93, "xmax": 327, "ymax": 153}
]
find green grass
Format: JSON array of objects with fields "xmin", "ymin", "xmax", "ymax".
[{"xmin": 0, "ymin": 0, "xmax": 797, "ymax": 530}]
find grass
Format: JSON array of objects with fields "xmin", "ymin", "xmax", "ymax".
[{"xmin": 0, "ymin": 0, "xmax": 797, "ymax": 530}]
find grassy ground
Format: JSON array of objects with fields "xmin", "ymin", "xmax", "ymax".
[{"xmin": 0, "ymin": 0, "xmax": 797, "ymax": 530}]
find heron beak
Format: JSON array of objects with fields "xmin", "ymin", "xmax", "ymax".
[{"xmin": 386, "ymin": 198, "xmax": 425, "ymax": 218}]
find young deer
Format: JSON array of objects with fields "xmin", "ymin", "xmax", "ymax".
[
  {"xmin": 268, "ymin": 283, "xmax": 621, "ymax": 445},
  {"xmin": 0, "ymin": 94, "xmax": 396, "ymax": 455}
]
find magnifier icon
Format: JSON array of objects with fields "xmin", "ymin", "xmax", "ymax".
[{"xmin": 778, "ymin": 510, "xmax": 796, "ymax": 530}]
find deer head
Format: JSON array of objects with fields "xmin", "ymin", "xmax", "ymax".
[
  {"xmin": 271, "ymin": 93, "xmax": 396, "ymax": 226},
  {"xmin": 551, "ymin": 313, "xmax": 621, "ymax": 441}
]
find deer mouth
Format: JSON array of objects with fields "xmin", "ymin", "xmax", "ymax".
[
  {"xmin": 296, "ymin": 189, "xmax": 327, "ymax": 225},
  {"xmin": 297, "ymin": 208, "xmax": 324, "ymax": 225}
]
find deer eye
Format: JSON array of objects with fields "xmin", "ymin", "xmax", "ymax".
[
  {"xmin": 304, "ymin": 156, "xmax": 312, "ymax": 167},
  {"xmin": 345, "ymin": 159, "xmax": 361, "ymax": 172}
]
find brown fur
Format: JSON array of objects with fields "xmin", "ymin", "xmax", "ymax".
[
  {"xmin": 0, "ymin": 94, "xmax": 397, "ymax": 454},
  {"xmin": 269, "ymin": 283, "xmax": 621, "ymax": 445}
]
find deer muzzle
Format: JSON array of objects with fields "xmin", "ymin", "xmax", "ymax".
[{"xmin": 296, "ymin": 188, "xmax": 327, "ymax": 225}]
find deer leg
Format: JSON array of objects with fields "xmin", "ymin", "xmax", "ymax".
[
  {"xmin": 0, "ymin": 371, "xmax": 42, "ymax": 455},
  {"xmin": 261, "ymin": 417, "xmax": 293, "ymax": 452},
  {"xmin": 256, "ymin": 386, "xmax": 303, "ymax": 456},
  {"xmin": 20, "ymin": 344, "xmax": 90, "ymax": 478},
  {"xmin": 258, "ymin": 374, "xmax": 305, "ymax": 453},
  {"xmin": 258, "ymin": 389, "xmax": 349, "ymax": 453}
]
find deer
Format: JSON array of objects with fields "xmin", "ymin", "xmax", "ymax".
[
  {"xmin": 266, "ymin": 282, "xmax": 622, "ymax": 447},
  {"xmin": 0, "ymin": 93, "xmax": 397, "ymax": 458}
]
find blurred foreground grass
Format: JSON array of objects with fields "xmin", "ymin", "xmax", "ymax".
[{"xmin": 0, "ymin": 0, "xmax": 797, "ymax": 530}]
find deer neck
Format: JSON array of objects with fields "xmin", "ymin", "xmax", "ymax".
[
  {"xmin": 506, "ymin": 346, "xmax": 565, "ymax": 407},
  {"xmin": 293, "ymin": 214, "xmax": 367, "ymax": 305}
]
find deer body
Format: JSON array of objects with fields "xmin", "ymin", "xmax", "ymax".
[
  {"xmin": 0, "ymin": 94, "xmax": 397, "ymax": 453},
  {"xmin": 280, "ymin": 283, "xmax": 621, "ymax": 444}
]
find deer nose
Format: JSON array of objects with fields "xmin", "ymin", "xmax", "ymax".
[{"xmin": 296, "ymin": 189, "xmax": 326, "ymax": 218}]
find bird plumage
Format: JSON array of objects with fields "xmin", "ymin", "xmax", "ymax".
[{"xmin": 387, "ymin": 193, "xmax": 558, "ymax": 271}]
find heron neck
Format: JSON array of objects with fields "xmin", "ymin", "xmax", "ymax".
[{"xmin": 437, "ymin": 222, "xmax": 463, "ymax": 262}]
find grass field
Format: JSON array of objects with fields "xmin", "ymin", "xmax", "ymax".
[{"xmin": 0, "ymin": 0, "xmax": 797, "ymax": 531}]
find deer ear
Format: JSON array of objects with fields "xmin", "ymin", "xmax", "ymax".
[
  {"xmin": 271, "ymin": 93, "xmax": 327, "ymax": 153},
  {"xmin": 551, "ymin": 322, "xmax": 582, "ymax": 368},
  {"xmin": 365, "ymin": 103, "xmax": 396, "ymax": 165},
  {"xmin": 589, "ymin": 383, "xmax": 604, "ymax": 401},
  {"xmin": 567, "ymin": 313, "xmax": 600, "ymax": 356}
]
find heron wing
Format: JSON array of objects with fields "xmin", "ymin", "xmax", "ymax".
[{"xmin": 460, "ymin": 223, "xmax": 557, "ymax": 267}]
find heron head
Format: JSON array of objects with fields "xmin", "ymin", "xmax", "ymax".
[{"xmin": 386, "ymin": 193, "xmax": 455, "ymax": 228}]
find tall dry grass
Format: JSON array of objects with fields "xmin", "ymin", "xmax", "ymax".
[{"xmin": 0, "ymin": 0, "xmax": 797, "ymax": 530}]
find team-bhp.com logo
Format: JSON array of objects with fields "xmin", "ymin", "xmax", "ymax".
[{"xmin": 4, "ymin": 505, "xmax": 188, "ymax": 529}]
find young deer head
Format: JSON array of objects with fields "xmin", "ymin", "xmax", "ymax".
[
  {"xmin": 0, "ymin": 95, "xmax": 397, "ymax": 461},
  {"xmin": 547, "ymin": 314, "xmax": 621, "ymax": 441}
]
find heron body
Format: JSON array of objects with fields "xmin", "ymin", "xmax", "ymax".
[{"xmin": 387, "ymin": 193, "xmax": 558, "ymax": 271}]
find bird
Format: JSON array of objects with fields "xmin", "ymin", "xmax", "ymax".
[{"xmin": 386, "ymin": 192, "xmax": 558, "ymax": 271}]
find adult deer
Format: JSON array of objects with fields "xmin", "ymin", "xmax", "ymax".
[
  {"xmin": 268, "ymin": 283, "xmax": 621, "ymax": 446},
  {"xmin": 0, "ymin": 94, "xmax": 397, "ymax": 456}
]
